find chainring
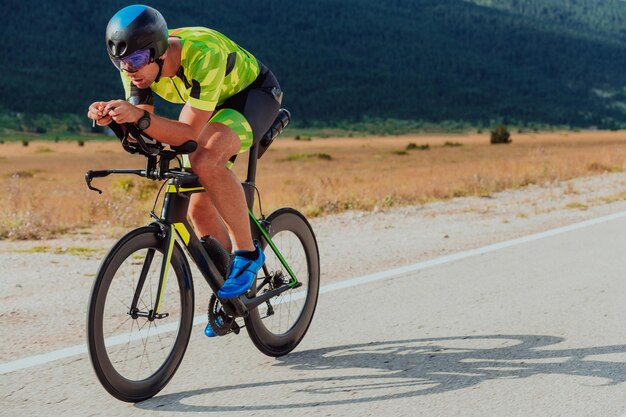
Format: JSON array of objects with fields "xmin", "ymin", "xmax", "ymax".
[{"xmin": 207, "ymin": 294, "xmax": 239, "ymax": 336}]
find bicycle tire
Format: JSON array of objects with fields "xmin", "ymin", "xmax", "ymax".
[
  {"xmin": 86, "ymin": 226, "xmax": 194, "ymax": 402},
  {"xmin": 245, "ymin": 208, "xmax": 320, "ymax": 357}
]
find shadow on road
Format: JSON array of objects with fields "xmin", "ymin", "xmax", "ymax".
[{"xmin": 137, "ymin": 334, "xmax": 626, "ymax": 412}]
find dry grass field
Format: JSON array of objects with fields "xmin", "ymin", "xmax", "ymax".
[{"xmin": 1, "ymin": 130, "xmax": 626, "ymax": 239}]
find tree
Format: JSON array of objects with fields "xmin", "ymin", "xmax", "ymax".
[{"xmin": 490, "ymin": 124, "xmax": 512, "ymax": 144}]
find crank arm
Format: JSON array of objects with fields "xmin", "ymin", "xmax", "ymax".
[{"xmin": 241, "ymin": 281, "xmax": 302, "ymax": 310}]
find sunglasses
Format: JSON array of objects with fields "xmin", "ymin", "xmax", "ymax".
[{"xmin": 110, "ymin": 49, "xmax": 152, "ymax": 73}]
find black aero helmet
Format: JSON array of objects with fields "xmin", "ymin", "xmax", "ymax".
[{"xmin": 106, "ymin": 5, "xmax": 168, "ymax": 61}]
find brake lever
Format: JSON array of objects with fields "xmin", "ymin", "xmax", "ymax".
[
  {"xmin": 87, "ymin": 183, "xmax": 102, "ymax": 194},
  {"xmin": 85, "ymin": 170, "xmax": 111, "ymax": 194}
]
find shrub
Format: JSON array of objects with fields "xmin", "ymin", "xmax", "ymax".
[
  {"xmin": 113, "ymin": 178, "xmax": 135, "ymax": 193},
  {"xmin": 490, "ymin": 124, "xmax": 512, "ymax": 144},
  {"xmin": 137, "ymin": 181, "xmax": 161, "ymax": 201},
  {"xmin": 406, "ymin": 143, "xmax": 430, "ymax": 151},
  {"xmin": 283, "ymin": 153, "xmax": 332, "ymax": 161}
]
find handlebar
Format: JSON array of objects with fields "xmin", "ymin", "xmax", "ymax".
[
  {"xmin": 85, "ymin": 121, "xmax": 198, "ymax": 193},
  {"xmin": 85, "ymin": 167, "xmax": 199, "ymax": 194}
]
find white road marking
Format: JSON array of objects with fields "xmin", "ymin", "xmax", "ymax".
[{"xmin": 2, "ymin": 210, "xmax": 626, "ymax": 375}]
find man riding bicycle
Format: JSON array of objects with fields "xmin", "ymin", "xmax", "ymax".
[{"xmin": 87, "ymin": 5, "xmax": 282, "ymax": 336}]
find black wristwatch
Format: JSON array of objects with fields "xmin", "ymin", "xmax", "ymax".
[{"xmin": 136, "ymin": 110, "xmax": 151, "ymax": 130}]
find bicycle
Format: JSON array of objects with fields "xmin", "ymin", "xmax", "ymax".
[{"xmin": 84, "ymin": 109, "xmax": 320, "ymax": 402}]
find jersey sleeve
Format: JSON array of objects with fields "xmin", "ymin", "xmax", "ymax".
[
  {"xmin": 185, "ymin": 44, "xmax": 227, "ymax": 112},
  {"xmin": 120, "ymin": 71, "xmax": 154, "ymax": 106}
]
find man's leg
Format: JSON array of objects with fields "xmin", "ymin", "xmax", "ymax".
[
  {"xmin": 190, "ymin": 122, "xmax": 265, "ymax": 300},
  {"xmin": 188, "ymin": 192, "xmax": 232, "ymax": 252},
  {"xmin": 188, "ymin": 122, "xmax": 254, "ymax": 252}
]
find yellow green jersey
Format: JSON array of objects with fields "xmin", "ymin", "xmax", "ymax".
[{"xmin": 121, "ymin": 27, "xmax": 261, "ymax": 112}]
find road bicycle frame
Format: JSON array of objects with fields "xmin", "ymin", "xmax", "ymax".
[{"xmin": 86, "ymin": 139, "xmax": 300, "ymax": 321}]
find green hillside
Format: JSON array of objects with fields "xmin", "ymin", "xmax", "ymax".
[{"xmin": 3, "ymin": 0, "xmax": 626, "ymax": 132}]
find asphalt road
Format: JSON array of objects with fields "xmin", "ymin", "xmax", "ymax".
[{"xmin": 3, "ymin": 213, "xmax": 626, "ymax": 417}]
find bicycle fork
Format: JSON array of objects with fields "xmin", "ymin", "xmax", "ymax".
[{"xmin": 128, "ymin": 224, "xmax": 176, "ymax": 321}]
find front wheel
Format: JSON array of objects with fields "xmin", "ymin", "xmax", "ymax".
[
  {"xmin": 86, "ymin": 226, "xmax": 194, "ymax": 402},
  {"xmin": 245, "ymin": 208, "xmax": 320, "ymax": 357}
]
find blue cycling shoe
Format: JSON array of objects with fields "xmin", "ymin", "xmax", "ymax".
[
  {"xmin": 204, "ymin": 316, "xmax": 222, "ymax": 338},
  {"xmin": 217, "ymin": 242, "xmax": 265, "ymax": 299}
]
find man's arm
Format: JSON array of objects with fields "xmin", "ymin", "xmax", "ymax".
[{"xmin": 106, "ymin": 101, "xmax": 212, "ymax": 146}]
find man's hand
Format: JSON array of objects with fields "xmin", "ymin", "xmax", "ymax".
[
  {"xmin": 87, "ymin": 101, "xmax": 113, "ymax": 126},
  {"xmin": 105, "ymin": 100, "xmax": 144, "ymax": 124}
]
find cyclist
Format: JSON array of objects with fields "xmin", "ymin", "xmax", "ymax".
[{"xmin": 87, "ymin": 5, "xmax": 282, "ymax": 333}]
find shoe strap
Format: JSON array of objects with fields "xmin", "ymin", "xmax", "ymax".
[{"xmin": 228, "ymin": 259, "xmax": 254, "ymax": 279}]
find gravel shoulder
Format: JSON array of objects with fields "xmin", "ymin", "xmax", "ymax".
[{"xmin": 2, "ymin": 172, "xmax": 626, "ymax": 362}]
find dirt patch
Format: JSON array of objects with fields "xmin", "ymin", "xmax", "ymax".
[{"xmin": 3, "ymin": 131, "xmax": 626, "ymax": 238}]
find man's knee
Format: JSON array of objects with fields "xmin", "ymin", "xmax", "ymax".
[
  {"xmin": 188, "ymin": 151, "xmax": 228, "ymax": 178},
  {"xmin": 188, "ymin": 148, "xmax": 209, "ymax": 168},
  {"xmin": 193, "ymin": 123, "xmax": 241, "ymax": 164}
]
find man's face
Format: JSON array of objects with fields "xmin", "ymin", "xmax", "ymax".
[
  {"xmin": 125, "ymin": 62, "xmax": 160, "ymax": 89},
  {"xmin": 112, "ymin": 49, "xmax": 160, "ymax": 88}
]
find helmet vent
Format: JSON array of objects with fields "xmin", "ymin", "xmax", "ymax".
[{"xmin": 108, "ymin": 41, "xmax": 128, "ymax": 57}]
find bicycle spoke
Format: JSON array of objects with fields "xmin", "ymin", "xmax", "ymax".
[
  {"xmin": 120, "ymin": 317, "xmax": 137, "ymax": 374},
  {"xmin": 138, "ymin": 322, "xmax": 154, "ymax": 379},
  {"xmin": 152, "ymin": 316, "xmax": 169, "ymax": 355},
  {"xmin": 113, "ymin": 295, "xmax": 132, "ymax": 311},
  {"xmin": 139, "ymin": 297, "xmax": 150, "ymax": 312},
  {"xmin": 107, "ymin": 315, "xmax": 133, "ymax": 337},
  {"xmin": 134, "ymin": 318, "xmax": 152, "ymax": 377}
]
